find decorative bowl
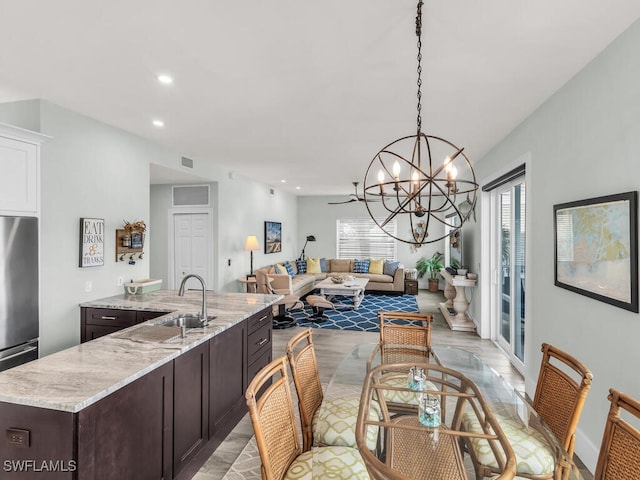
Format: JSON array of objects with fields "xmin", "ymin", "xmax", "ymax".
[{"xmin": 331, "ymin": 274, "xmax": 354, "ymax": 284}]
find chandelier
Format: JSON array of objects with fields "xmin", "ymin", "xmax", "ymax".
[{"xmin": 362, "ymin": 0, "xmax": 478, "ymax": 245}]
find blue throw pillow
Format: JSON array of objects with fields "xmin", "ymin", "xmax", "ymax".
[
  {"xmin": 384, "ymin": 260, "xmax": 400, "ymax": 276},
  {"xmin": 320, "ymin": 258, "xmax": 328, "ymax": 273},
  {"xmin": 284, "ymin": 263, "xmax": 295, "ymax": 278},
  {"xmin": 296, "ymin": 260, "xmax": 307, "ymax": 274},
  {"xmin": 353, "ymin": 259, "xmax": 370, "ymax": 273}
]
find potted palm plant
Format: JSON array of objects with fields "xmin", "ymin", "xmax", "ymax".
[{"xmin": 416, "ymin": 252, "xmax": 444, "ymax": 292}]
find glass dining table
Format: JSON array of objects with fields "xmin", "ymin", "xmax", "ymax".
[{"xmin": 326, "ymin": 343, "xmax": 583, "ymax": 480}]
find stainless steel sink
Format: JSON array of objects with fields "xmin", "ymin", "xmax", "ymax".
[{"xmin": 154, "ymin": 314, "xmax": 216, "ymax": 329}]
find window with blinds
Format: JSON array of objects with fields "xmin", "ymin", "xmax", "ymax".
[{"xmin": 336, "ymin": 218, "xmax": 397, "ymax": 260}]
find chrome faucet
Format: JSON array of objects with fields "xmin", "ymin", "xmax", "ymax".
[{"xmin": 178, "ymin": 274, "xmax": 209, "ymax": 326}]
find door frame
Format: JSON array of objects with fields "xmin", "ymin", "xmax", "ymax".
[
  {"xmin": 167, "ymin": 207, "xmax": 214, "ymax": 290},
  {"xmin": 479, "ymin": 152, "xmax": 531, "ymax": 375}
]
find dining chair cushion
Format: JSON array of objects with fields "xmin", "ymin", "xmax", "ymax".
[
  {"xmin": 312, "ymin": 397, "xmax": 380, "ymax": 450},
  {"xmin": 462, "ymin": 412, "xmax": 555, "ymax": 475},
  {"xmin": 382, "ymin": 375, "xmax": 438, "ymax": 406},
  {"xmin": 284, "ymin": 445, "xmax": 369, "ymax": 479}
]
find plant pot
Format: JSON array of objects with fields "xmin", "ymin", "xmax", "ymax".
[{"xmin": 428, "ymin": 278, "xmax": 439, "ymax": 292}]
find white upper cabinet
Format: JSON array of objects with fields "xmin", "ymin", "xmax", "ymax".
[{"xmin": 0, "ymin": 123, "xmax": 50, "ymax": 216}]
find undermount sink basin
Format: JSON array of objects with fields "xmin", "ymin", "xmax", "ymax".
[{"xmin": 154, "ymin": 314, "xmax": 216, "ymax": 329}]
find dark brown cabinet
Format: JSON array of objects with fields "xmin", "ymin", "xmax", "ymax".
[
  {"xmin": 80, "ymin": 307, "xmax": 167, "ymax": 342},
  {"xmin": 173, "ymin": 341, "xmax": 209, "ymax": 477},
  {"xmin": 77, "ymin": 362, "xmax": 174, "ymax": 480},
  {"xmin": 404, "ymin": 279, "xmax": 419, "ymax": 295}
]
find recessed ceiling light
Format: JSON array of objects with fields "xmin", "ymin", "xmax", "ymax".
[
  {"xmin": 152, "ymin": 119, "xmax": 165, "ymax": 127},
  {"xmin": 296, "ymin": 186, "xmax": 301, "ymax": 190},
  {"xmin": 157, "ymin": 74, "xmax": 173, "ymax": 85},
  {"xmin": 281, "ymin": 179, "xmax": 286, "ymax": 183}
]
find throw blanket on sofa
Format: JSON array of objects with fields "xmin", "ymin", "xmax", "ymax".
[{"xmin": 292, "ymin": 294, "xmax": 419, "ymax": 332}]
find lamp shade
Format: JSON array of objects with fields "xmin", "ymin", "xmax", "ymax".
[
  {"xmin": 306, "ymin": 235, "xmax": 316, "ymax": 242},
  {"xmin": 244, "ymin": 235, "xmax": 260, "ymax": 251}
]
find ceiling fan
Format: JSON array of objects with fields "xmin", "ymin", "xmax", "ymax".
[{"xmin": 328, "ymin": 181, "xmax": 377, "ymax": 205}]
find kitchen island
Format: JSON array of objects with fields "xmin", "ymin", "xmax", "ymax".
[{"xmin": 0, "ymin": 290, "xmax": 280, "ymax": 480}]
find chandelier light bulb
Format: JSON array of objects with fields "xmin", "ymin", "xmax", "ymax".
[
  {"xmin": 449, "ymin": 164, "xmax": 458, "ymax": 179},
  {"xmin": 378, "ymin": 169, "xmax": 385, "ymax": 183},
  {"xmin": 392, "ymin": 160, "xmax": 401, "ymax": 179}
]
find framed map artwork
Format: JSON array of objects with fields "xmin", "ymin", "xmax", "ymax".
[{"xmin": 554, "ymin": 191, "xmax": 638, "ymax": 312}]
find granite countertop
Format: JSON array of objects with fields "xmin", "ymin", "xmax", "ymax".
[{"xmin": 0, "ymin": 290, "xmax": 281, "ymax": 413}]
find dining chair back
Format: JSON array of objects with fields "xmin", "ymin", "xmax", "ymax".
[
  {"xmin": 285, "ymin": 328, "xmax": 324, "ymax": 451},
  {"xmin": 245, "ymin": 356, "xmax": 301, "ymax": 480},
  {"xmin": 286, "ymin": 328, "xmax": 380, "ymax": 452},
  {"xmin": 594, "ymin": 389, "xmax": 640, "ymax": 480},
  {"xmin": 378, "ymin": 311, "xmax": 433, "ymax": 352},
  {"xmin": 533, "ymin": 343, "xmax": 593, "ymax": 458}
]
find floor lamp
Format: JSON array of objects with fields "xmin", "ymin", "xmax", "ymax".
[
  {"xmin": 298, "ymin": 235, "xmax": 316, "ymax": 261},
  {"xmin": 244, "ymin": 235, "xmax": 260, "ymax": 278}
]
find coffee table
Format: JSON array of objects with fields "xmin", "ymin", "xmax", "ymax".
[{"xmin": 314, "ymin": 276, "xmax": 369, "ymax": 309}]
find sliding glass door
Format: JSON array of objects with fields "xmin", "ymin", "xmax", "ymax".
[{"xmin": 494, "ymin": 179, "xmax": 526, "ymax": 366}]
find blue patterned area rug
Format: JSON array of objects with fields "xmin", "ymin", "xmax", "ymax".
[{"xmin": 291, "ymin": 294, "xmax": 419, "ymax": 332}]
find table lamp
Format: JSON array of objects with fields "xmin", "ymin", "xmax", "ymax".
[
  {"xmin": 298, "ymin": 235, "xmax": 316, "ymax": 261},
  {"xmin": 244, "ymin": 235, "xmax": 260, "ymax": 278}
]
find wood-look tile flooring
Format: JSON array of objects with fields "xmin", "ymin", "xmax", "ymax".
[{"xmin": 193, "ymin": 289, "xmax": 592, "ymax": 480}]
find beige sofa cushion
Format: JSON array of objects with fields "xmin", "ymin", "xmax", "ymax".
[{"xmin": 330, "ymin": 259, "xmax": 352, "ymax": 272}]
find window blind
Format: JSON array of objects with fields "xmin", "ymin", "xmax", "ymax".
[{"xmin": 336, "ymin": 218, "xmax": 397, "ymax": 260}]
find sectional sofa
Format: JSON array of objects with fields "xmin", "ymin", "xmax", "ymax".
[{"xmin": 255, "ymin": 258, "xmax": 405, "ymax": 297}]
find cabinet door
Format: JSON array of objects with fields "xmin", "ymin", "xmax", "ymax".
[
  {"xmin": 173, "ymin": 341, "xmax": 209, "ymax": 477},
  {"xmin": 77, "ymin": 362, "xmax": 173, "ymax": 480},
  {"xmin": 0, "ymin": 136, "xmax": 38, "ymax": 214},
  {"xmin": 209, "ymin": 320, "xmax": 246, "ymax": 440},
  {"xmin": 81, "ymin": 308, "xmax": 138, "ymax": 343}
]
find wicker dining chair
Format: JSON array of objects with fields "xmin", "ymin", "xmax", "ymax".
[
  {"xmin": 463, "ymin": 343, "xmax": 593, "ymax": 480},
  {"xmin": 593, "ymin": 389, "xmax": 640, "ymax": 480},
  {"xmin": 245, "ymin": 355, "xmax": 370, "ymax": 480},
  {"xmin": 286, "ymin": 328, "xmax": 380, "ymax": 452},
  {"xmin": 371, "ymin": 311, "xmax": 436, "ymax": 415}
]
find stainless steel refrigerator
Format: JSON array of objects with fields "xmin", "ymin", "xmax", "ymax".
[{"xmin": 0, "ymin": 216, "xmax": 39, "ymax": 371}]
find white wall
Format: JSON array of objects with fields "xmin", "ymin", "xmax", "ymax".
[
  {"xmin": 0, "ymin": 100, "xmax": 299, "ymax": 355},
  {"xmin": 468, "ymin": 18, "xmax": 640, "ymax": 470},
  {"xmin": 297, "ymin": 195, "xmax": 446, "ymax": 279}
]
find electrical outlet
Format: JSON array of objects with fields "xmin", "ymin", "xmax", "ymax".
[
  {"xmin": 117, "ymin": 276, "xmax": 124, "ymax": 286},
  {"xmin": 84, "ymin": 280, "xmax": 92, "ymax": 292},
  {"xmin": 6, "ymin": 428, "xmax": 30, "ymax": 448},
  {"xmin": 228, "ymin": 259, "xmax": 231, "ymax": 266}
]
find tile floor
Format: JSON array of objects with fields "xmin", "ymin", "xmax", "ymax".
[{"xmin": 193, "ymin": 289, "xmax": 592, "ymax": 480}]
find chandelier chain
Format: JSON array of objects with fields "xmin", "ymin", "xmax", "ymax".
[{"xmin": 416, "ymin": 1, "xmax": 423, "ymax": 135}]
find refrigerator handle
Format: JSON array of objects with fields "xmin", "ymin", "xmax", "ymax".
[{"xmin": 0, "ymin": 346, "xmax": 38, "ymax": 363}]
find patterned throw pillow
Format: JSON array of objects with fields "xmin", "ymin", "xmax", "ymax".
[
  {"xmin": 383, "ymin": 260, "xmax": 400, "ymax": 276},
  {"xmin": 353, "ymin": 259, "xmax": 370, "ymax": 273},
  {"xmin": 307, "ymin": 257, "xmax": 321, "ymax": 274},
  {"xmin": 296, "ymin": 260, "xmax": 307, "ymax": 274},
  {"xmin": 284, "ymin": 262, "xmax": 295, "ymax": 277},
  {"xmin": 369, "ymin": 258, "xmax": 384, "ymax": 275},
  {"xmin": 320, "ymin": 258, "xmax": 328, "ymax": 273}
]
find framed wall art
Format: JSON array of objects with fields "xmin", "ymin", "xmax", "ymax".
[
  {"xmin": 554, "ymin": 191, "xmax": 638, "ymax": 312},
  {"xmin": 79, "ymin": 217, "xmax": 105, "ymax": 267},
  {"xmin": 264, "ymin": 221, "xmax": 282, "ymax": 254}
]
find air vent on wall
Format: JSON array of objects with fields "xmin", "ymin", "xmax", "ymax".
[
  {"xmin": 181, "ymin": 156, "xmax": 194, "ymax": 169},
  {"xmin": 269, "ymin": 188, "xmax": 275, "ymax": 195},
  {"xmin": 172, "ymin": 185, "xmax": 210, "ymax": 207}
]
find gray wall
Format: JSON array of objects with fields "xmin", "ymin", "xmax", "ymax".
[
  {"xmin": 468, "ymin": 18, "xmax": 640, "ymax": 470},
  {"xmin": 0, "ymin": 100, "xmax": 299, "ymax": 355}
]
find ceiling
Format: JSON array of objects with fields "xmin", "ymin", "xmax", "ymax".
[{"xmin": 1, "ymin": 1, "xmax": 639, "ymax": 195}]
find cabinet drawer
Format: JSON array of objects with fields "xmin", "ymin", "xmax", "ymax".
[
  {"xmin": 247, "ymin": 348, "xmax": 272, "ymax": 385},
  {"xmin": 247, "ymin": 322, "xmax": 271, "ymax": 365},
  {"xmin": 247, "ymin": 309, "xmax": 272, "ymax": 335},
  {"xmin": 84, "ymin": 308, "xmax": 137, "ymax": 327}
]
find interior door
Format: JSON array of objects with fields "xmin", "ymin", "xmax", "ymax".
[
  {"xmin": 174, "ymin": 213, "xmax": 211, "ymax": 290},
  {"xmin": 493, "ymin": 179, "xmax": 526, "ymax": 367}
]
